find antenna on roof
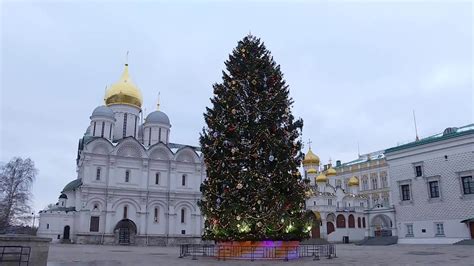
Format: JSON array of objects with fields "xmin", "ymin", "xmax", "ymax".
[
  {"xmin": 413, "ymin": 110, "xmax": 419, "ymax": 141},
  {"xmin": 307, "ymin": 139, "xmax": 312, "ymax": 150}
]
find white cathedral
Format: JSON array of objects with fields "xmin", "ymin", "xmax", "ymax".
[{"xmin": 37, "ymin": 64, "xmax": 205, "ymax": 245}]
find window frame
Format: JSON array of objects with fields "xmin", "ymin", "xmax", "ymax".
[
  {"xmin": 125, "ymin": 170, "xmax": 130, "ymax": 183},
  {"xmin": 406, "ymin": 224, "xmax": 414, "ymax": 237},
  {"xmin": 413, "ymin": 162, "xmax": 424, "ymax": 178},
  {"xmin": 181, "ymin": 208, "xmax": 185, "ymax": 223},
  {"xmin": 181, "ymin": 174, "xmax": 187, "ymax": 187},
  {"xmin": 461, "ymin": 176, "xmax": 473, "ymax": 195},
  {"xmin": 90, "ymin": 216, "xmax": 100, "ymax": 232},
  {"xmin": 155, "ymin": 172, "xmax": 160, "ymax": 185},
  {"xmin": 154, "ymin": 207, "xmax": 159, "ymax": 223},
  {"xmin": 96, "ymin": 167, "xmax": 101, "ymax": 181},
  {"xmin": 434, "ymin": 222, "xmax": 445, "ymax": 236},
  {"xmin": 428, "ymin": 181, "xmax": 440, "ymax": 198}
]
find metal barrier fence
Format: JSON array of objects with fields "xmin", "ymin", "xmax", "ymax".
[
  {"xmin": 0, "ymin": 245, "xmax": 31, "ymax": 266},
  {"xmin": 179, "ymin": 243, "xmax": 336, "ymax": 261}
]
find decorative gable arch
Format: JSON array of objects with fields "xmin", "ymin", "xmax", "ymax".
[
  {"xmin": 114, "ymin": 137, "xmax": 146, "ymax": 158},
  {"xmin": 174, "ymin": 147, "xmax": 200, "ymax": 163},
  {"xmin": 148, "ymin": 143, "xmax": 173, "ymax": 160}
]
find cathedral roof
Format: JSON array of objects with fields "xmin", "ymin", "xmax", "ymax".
[
  {"xmin": 62, "ymin": 178, "xmax": 83, "ymax": 193},
  {"xmin": 145, "ymin": 110, "xmax": 170, "ymax": 125},
  {"xmin": 91, "ymin": 105, "xmax": 115, "ymax": 119}
]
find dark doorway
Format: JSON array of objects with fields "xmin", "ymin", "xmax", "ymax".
[
  {"xmin": 63, "ymin": 225, "xmax": 70, "ymax": 240},
  {"xmin": 311, "ymin": 222, "xmax": 321, "ymax": 238},
  {"xmin": 114, "ymin": 219, "xmax": 137, "ymax": 245}
]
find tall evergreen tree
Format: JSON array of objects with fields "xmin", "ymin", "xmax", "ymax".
[{"xmin": 199, "ymin": 35, "xmax": 309, "ymax": 241}]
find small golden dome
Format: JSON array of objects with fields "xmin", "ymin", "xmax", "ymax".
[
  {"xmin": 348, "ymin": 176, "xmax": 359, "ymax": 186},
  {"xmin": 326, "ymin": 167, "xmax": 337, "ymax": 177},
  {"xmin": 307, "ymin": 168, "xmax": 318, "ymax": 174},
  {"xmin": 316, "ymin": 173, "xmax": 327, "ymax": 183},
  {"xmin": 303, "ymin": 148, "xmax": 320, "ymax": 166},
  {"xmin": 104, "ymin": 64, "xmax": 143, "ymax": 108}
]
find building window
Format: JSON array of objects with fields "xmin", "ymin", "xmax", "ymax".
[
  {"xmin": 360, "ymin": 202, "xmax": 364, "ymax": 207},
  {"xmin": 362, "ymin": 178, "xmax": 369, "ymax": 191},
  {"xmin": 93, "ymin": 121, "xmax": 96, "ymax": 136},
  {"xmin": 134, "ymin": 116, "xmax": 137, "ymax": 138},
  {"xmin": 154, "ymin": 207, "xmax": 159, "ymax": 223},
  {"xmin": 123, "ymin": 113, "xmax": 127, "ymax": 138},
  {"xmin": 435, "ymin": 223, "xmax": 445, "ymax": 236},
  {"xmin": 101, "ymin": 121, "xmax": 105, "ymax": 137},
  {"xmin": 313, "ymin": 201, "xmax": 316, "ymax": 206},
  {"xmin": 401, "ymin": 184, "xmax": 410, "ymax": 201},
  {"xmin": 357, "ymin": 217, "xmax": 361, "ymax": 228},
  {"xmin": 125, "ymin": 170, "xmax": 130, "ymax": 183},
  {"xmin": 429, "ymin": 181, "xmax": 440, "ymax": 198},
  {"xmin": 90, "ymin": 216, "xmax": 99, "ymax": 232},
  {"xmin": 181, "ymin": 230, "xmax": 186, "ymax": 235},
  {"xmin": 362, "ymin": 217, "xmax": 366, "ymax": 228},
  {"xmin": 371, "ymin": 178, "xmax": 378, "ymax": 190},
  {"xmin": 96, "ymin": 168, "xmax": 101, "ymax": 181},
  {"xmin": 46, "ymin": 223, "xmax": 50, "ymax": 229},
  {"xmin": 182, "ymin": 174, "xmax": 186, "ymax": 186},
  {"xmin": 148, "ymin": 128, "xmax": 152, "ymax": 146},
  {"xmin": 123, "ymin": 206, "xmax": 128, "ymax": 219},
  {"xmin": 462, "ymin": 176, "xmax": 474, "ymax": 195},
  {"xmin": 181, "ymin": 208, "xmax": 185, "ymax": 223},
  {"xmin": 381, "ymin": 176, "xmax": 388, "ymax": 188},
  {"xmin": 336, "ymin": 180, "xmax": 342, "ymax": 187},
  {"xmin": 109, "ymin": 123, "xmax": 112, "ymax": 139},
  {"xmin": 415, "ymin": 165, "xmax": 423, "ymax": 177},
  {"xmin": 159, "ymin": 128, "xmax": 162, "ymax": 142},
  {"xmin": 336, "ymin": 214, "xmax": 346, "ymax": 228},
  {"xmin": 328, "ymin": 199, "xmax": 332, "ymax": 206},
  {"xmin": 406, "ymin": 224, "xmax": 414, "ymax": 237},
  {"xmin": 348, "ymin": 214, "xmax": 355, "ymax": 228},
  {"xmin": 155, "ymin": 172, "xmax": 160, "ymax": 185}
]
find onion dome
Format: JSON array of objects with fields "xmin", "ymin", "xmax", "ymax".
[
  {"xmin": 104, "ymin": 64, "xmax": 143, "ymax": 108},
  {"xmin": 326, "ymin": 167, "xmax": 337, "ymax": 177},
  {"xmin": 307, "ymin": 168, "xmax": 318, "ymax": 174},
  {"xmin": 303, "ymin": 148, "xmax": 320, "ymax": 166},
  {"xmin": 348, "ymin": 176, "xmax": 360, "ymax": 186},
  {"xmin": 145, "ymin": 111, "xmax": 170, "ymax": 125},
  {"xmin": 91, "ymin": 105, "xmax": 115, "ymax": 119},
  {"xmin": 316, "ymin": 173, "xmax": 328, "ymax": 183}
]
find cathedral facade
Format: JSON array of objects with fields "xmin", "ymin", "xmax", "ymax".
[{"xmin": 37, "ymin": 64, "xmax": 204, "ymax": 245}]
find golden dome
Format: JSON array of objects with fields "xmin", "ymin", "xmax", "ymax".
[
  {"xmin": 303, "ymin": 148, "xmax": 320, "ymax": 166},
  {"xmin": 348, "ymin": 176, "xmax": 359, "ymax": 186},
  {"xmin": 315, "ymin": 173, "xmax": 328, "ymax": 183},
  {"xmin": 326, "ymin": 167, "xmax": 337, "ymax": 177},
  {"xmin": 307, "ymin": 168, "xmax": 318, "ymax": 174},
  {"xmin": 104, "ymin": 64, "xmax": 143, "ymax": 108}
]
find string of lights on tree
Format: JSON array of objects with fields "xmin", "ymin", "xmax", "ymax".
[{"xmin": 199, "ymin": 35, "xmax": 312, "ymax": 241}]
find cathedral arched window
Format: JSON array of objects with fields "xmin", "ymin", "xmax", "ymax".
[
  {"xmin": 123, "ymin": 206, "xmax": 128, "ymax": 219},
  {"xmin": 357, "ymin": 217, "xmax": 361, "ymax": 228},
  {"xmin": 154, "ymin": 207, "xmax": 159, "ymax": 223},
  {"xmin": 155, "ymin": 172, "xmax": 160, "ymax": 185},
  {"xmin": 182, "ymin": 174, "xmax": 187, "ymax": 187},
  {"xmin": 336, "ymin": 214, "xmax": 346, "ymax": 228},
  {"xmin": 96, "ymin": 168, "xmax": 101, "ymax": 180},
  {"xmin": 348, "ymin": 214, "xmax": 355, "ymax": 228},
  {"xmin": 125, "ymin": 170, "xmax": 130, "ymax": 183},
  {"xmin": 101, "ymin": 121, "xmax": 105, "ymax": 137},
  {"xmin": 181, "ymin": 208, "xmax": 185, "ymax": 223},
  {"xmin": 362, "ymin": 217, "xmax": 366, "ymax": 228}
]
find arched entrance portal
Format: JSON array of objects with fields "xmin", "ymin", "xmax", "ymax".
[
  {"xmin": 114, "ymin": 219, "xmax": 137, "ymax": 245},
  {"xmin": 326, "ymin": 213, "xmax": 336, "ymax": 235},
  {"xmin": 371, "ymin": 214, "xmax": 392, "ymax": 237},
  {"xmin": 63, "ymin": 226, "xmax": 70, "ymax": 240},
  {"xmin": 311, "ymin": 211, "xmax": 321, "ymax": 239}
]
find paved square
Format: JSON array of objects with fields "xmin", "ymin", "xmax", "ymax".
[{"xmin": 47, "ymin": 244, "xmax": 474, "ymax": 266}]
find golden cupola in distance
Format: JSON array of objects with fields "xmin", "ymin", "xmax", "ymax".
[
  {"xmin": 348, "ymin": 176, "xmax": 360, "ymax": 186},
  {"xmin": 303, "ymin": 148, "xmax": 320, "ymax": 166},
  {"xmin": 316, "ymin": 173, "xmax": 328, "ymax": 183},
  {"xmin": 104, "ymin": 64, "xmax": 143, "ymax": 108},
  {"xmin": 326, "ymin": 166, "xmax": 337, "ymax": 177}
]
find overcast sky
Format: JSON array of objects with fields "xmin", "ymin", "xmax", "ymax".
[{"xmin": 1, "ymin": 1, "xmax": 472, "ymax": 213}]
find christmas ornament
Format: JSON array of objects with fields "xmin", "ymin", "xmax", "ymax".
[
  {"xmin": 257, "ymin": 200, "xmax": 261, "ymax": 204},
  {"xmin": 269, "ymin": 155, "xmax": 274, "ymax": 161},
  {"xmin": 257, "ymin": 222, "xmax": 262, "ymax": 227},
  {"xmin": 252, "ymin": 79, "xmax": 257, "ymax": 85},
  {"xmin": 236, "ymin": 216, "xmax": 241, "ymax": 221},
  {"xmin": 237, "ymin": 183, "xmax": 243, "ymax": 189}
]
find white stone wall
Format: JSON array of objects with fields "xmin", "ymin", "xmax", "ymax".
[{"xmin": 387, "ymin": 133, "xmax": 474, "ymax": 244}]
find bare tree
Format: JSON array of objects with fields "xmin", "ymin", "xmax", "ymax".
[{"xmin": 0, "ymin": 157, "xmax": 37, "ymax": 228}]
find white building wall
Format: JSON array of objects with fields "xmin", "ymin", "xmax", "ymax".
[{"xmin": 387, "ymin": 133, "xmax": 474, "ymax": 244}]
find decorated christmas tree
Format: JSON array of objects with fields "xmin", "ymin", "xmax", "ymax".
[{"xmin": 199, "ymin": 35, "xmax": 309, "ymax": 241}]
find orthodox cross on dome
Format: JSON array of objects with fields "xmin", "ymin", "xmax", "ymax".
[
  {"xmin": 157, "ymin": 92, "xmax": 161, "ymax": 110},
  {"xmin": 307, "ymin": 139, "xmax": 312, "ymax": 150},
  {"xmin": 125, "ymin": 51, "xmax": 129, "ymax": 66}
]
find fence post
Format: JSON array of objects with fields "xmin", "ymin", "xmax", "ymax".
[{"xmin": 313, "ymin": 246, "xmax": 320, "ymax": 261}]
